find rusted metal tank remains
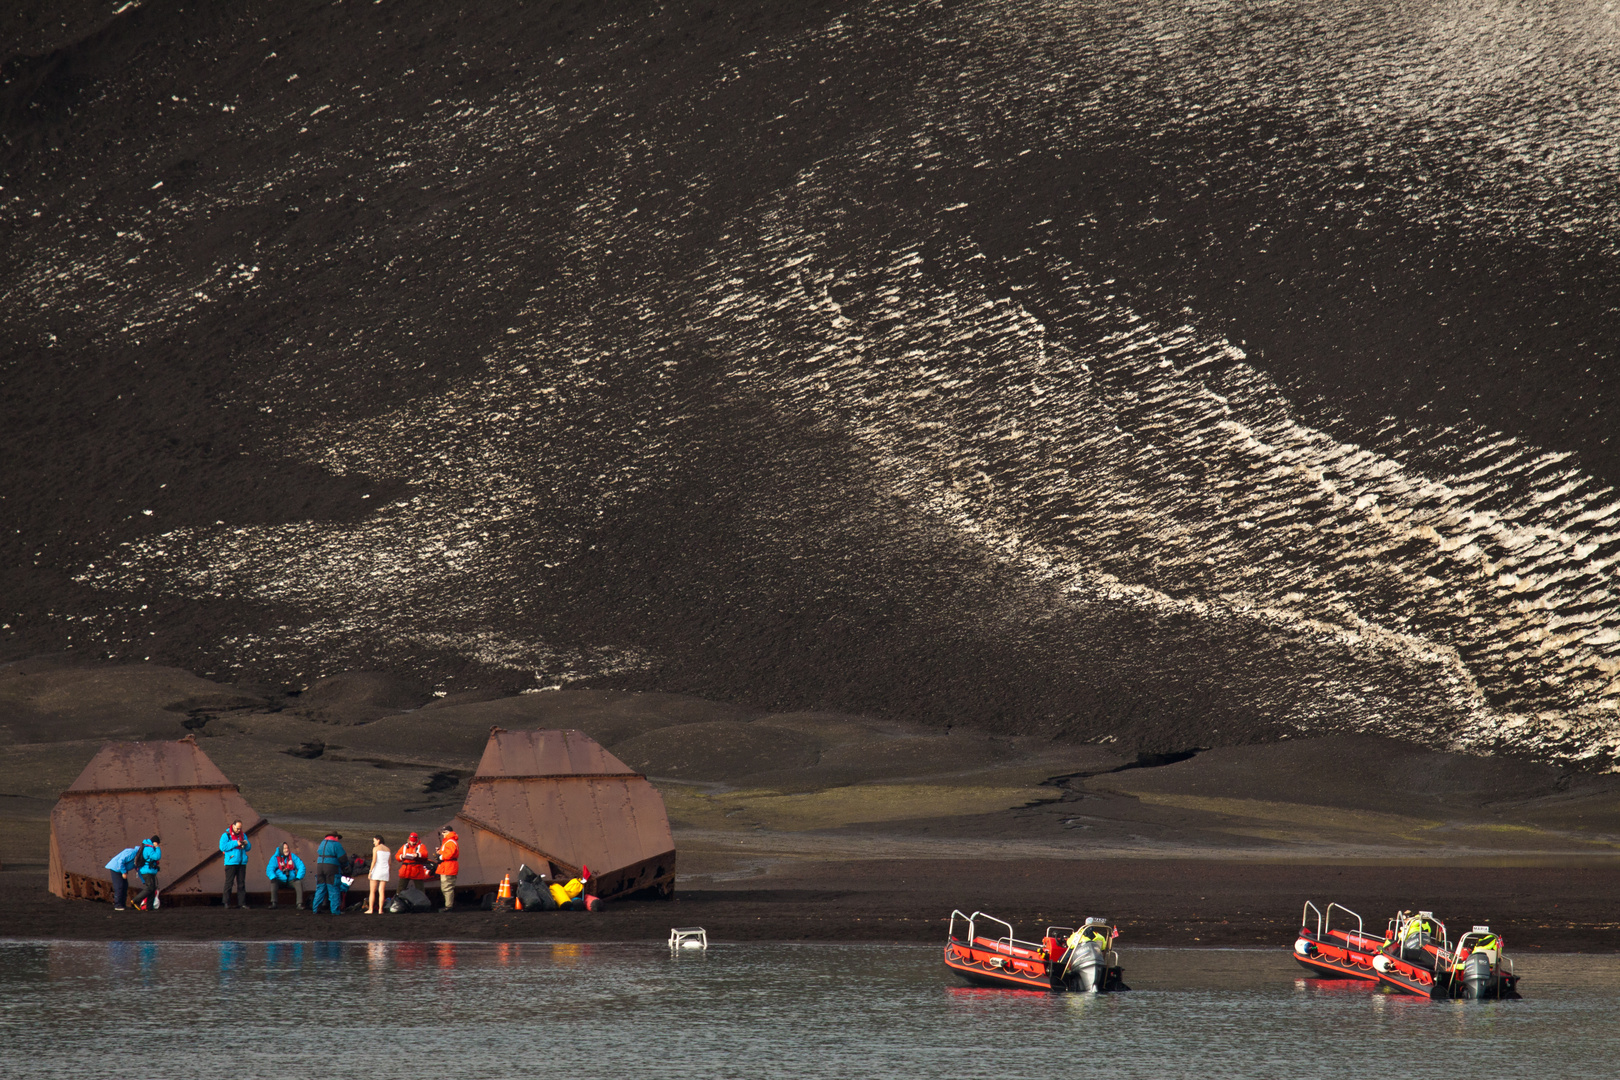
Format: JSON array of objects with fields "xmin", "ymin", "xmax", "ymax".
[
  {"xmin": 449, "ymin": 728, "xmax": 676, "ymax": 901},
  {"xmin": 49, "ymin": 736, "xmax": 316, "ymax": 903}
]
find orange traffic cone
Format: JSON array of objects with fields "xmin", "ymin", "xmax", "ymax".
[{"xmin": 494, "ymin": 872, "xmax": 513, "ymax": 911}]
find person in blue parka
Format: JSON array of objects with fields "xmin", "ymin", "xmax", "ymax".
[
  {"xmin": 219, "ymin": 820, "xmax": 253, "ymax": 909},
  {"xmin": 104, "ymin": 844, "xmax": 140, "ymax": 910},
  {"xmin": 267, "ymin": 842, "xmax": 307, "ymax": 910},
  {"xmin": 312, "ymin": 832, "xmax": 348, "ymax": 914}
]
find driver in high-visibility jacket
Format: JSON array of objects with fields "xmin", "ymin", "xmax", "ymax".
[{"xmin": 1065, "ymin": 923, "xmax": 1110, "ymax": 953}]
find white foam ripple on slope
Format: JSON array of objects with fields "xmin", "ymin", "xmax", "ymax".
[
  {"xmin": 978, "ymin": 0, "xmax": 1620, "ymax": 253},
  {"xmin": 56, "ymin": 0, "xmax": 1620, "ymax": 766},
  {"xmin": 687, "ymin": 110, "xmax": 1620, "ymax": 767}
]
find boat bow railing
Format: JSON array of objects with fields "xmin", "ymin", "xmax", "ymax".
[
  {"xmin": 950, "ymin": 910, "xmax": 1046, "ymax": 956},
  {"xmin": 1302, "ymin": 900, "xmax": 1366, "ymax": 944},
  {"xmin": 1326, "ymin": 902, "xmax": 1364, "ymax": 942}
]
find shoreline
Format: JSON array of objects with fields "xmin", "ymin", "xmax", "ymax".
[
  {"xmin": 2, "ymin": 938, "xmax": 1612, "ymax": 955},
  {"xmin": 7, "ymin": 856, "xmax": 1618, "ymax": 951}
]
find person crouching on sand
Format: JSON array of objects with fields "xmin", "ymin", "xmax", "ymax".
[
  {"xmin": 268, "ymin": 842, "xmax": 307, "ymax": 910},
  {"xmin": 435, "ymin": 826, "xmax": 460, "ymax": 912},
  {"xmin": 365, "ymin": 835, "xmax": 391, "ymax": 914}
]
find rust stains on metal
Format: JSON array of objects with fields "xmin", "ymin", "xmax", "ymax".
[
  {"xmin": 448, "ymin": 728, "xmax": 676, "ymax": 902},
  {"xmin": 48, "ymin": 738, "xmax": 316, "ymax": 902}
]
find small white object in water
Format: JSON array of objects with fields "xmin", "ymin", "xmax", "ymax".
[{"xmin": 669, "ymin": 927, "xmax": 707, "ymax": 950}]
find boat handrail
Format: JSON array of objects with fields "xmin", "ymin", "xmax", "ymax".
[
  {"xmin": 1302, "ymin": 900, "xmax": 1323, "ymax": 937},
  {"xmin": 970, "ymin": 911, "xmax": 1047, "ymax": 955},
  {"xmin": 949, "ymin": 909, "xmax": 973, "ymax": 942},
  {"xmin": 1325, "ymin": 902, "xmax": 1362, "ymax": 939},
  {"xmin": 972, "ymin": 910, "xmax": 1016, "ymax": 947},
  {"xmin": 1431, "ymin": 917, "xmax": 1451, "ymax": 959},
  {"xmin": 1046, "ymin": 925, "xmax": 1076, "ymax": 941}
]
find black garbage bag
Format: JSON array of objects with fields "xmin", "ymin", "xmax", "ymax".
[
  {"xmin": 388, "ymin": 885, "xmax": 433, "ymax": 913},
  {"xmin": 516, "ymin": 880, "xmax": 556, "ymax": 910}
]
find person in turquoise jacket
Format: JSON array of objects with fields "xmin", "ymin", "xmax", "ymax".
[
  {"xmin": 135, "ymin": 836, "xmax": 162, "ymax": 910},
  {"xmin": 312, "ymin": 832, "xmax": 348, "ymax": 914},
  {"xmin": 219, "ymin": 821, "xmax": 252, "ymax": 909},
  {"xmin": 267, "ymin": 842, "xmax": 307, "ymax": 910}
]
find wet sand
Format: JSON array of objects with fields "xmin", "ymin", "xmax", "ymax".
[{"xmin": 6, "ymin": 857, "xmax": 1617, "ymax": 951}]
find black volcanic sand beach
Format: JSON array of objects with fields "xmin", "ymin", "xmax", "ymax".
[{"xmin": 5, "ymin": 860, "xmax": 1618, "ymax": 952}]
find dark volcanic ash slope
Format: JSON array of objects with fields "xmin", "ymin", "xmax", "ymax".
[{"xmin": 2, "ymin": 1, "xmax": 1618, "ymax": 767}]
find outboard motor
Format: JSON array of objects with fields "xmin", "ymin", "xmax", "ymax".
[
  {"xmin": 1063, "ymin": 940, "xmax": 1105, "ymax": 993},
  {"xmin": 1461, "ymin": 951, "xmax": 1494, "ymax": 999}
]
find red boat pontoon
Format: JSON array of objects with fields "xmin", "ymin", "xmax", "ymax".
[{"xmin": 1291, "ymin": 900, "xmax": 1384, "ymax": 981}]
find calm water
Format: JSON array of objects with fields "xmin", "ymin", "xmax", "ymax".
[{"xmin": 1, "ymin": 941, "xmax": 1616, "ymax": 1078}]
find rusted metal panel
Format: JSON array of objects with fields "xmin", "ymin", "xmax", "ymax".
[
  {"xmin": 48, "ymin": 736, "xmax": 317, "ymax": 901},
  {"xmin": 63, "ymin": 735, "xmax": 235, "ymax": 792},
  {"xmin": 449, "ymin": 727, "xmax": 675, "ymax": 900}
]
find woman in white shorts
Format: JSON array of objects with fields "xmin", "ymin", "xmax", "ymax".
[{"xmin": 365, "ymin": 835, "xmax": 391, "ymax": 913}]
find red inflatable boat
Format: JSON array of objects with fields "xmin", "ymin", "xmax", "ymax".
[
  {"xmin": 1371, "ymin": 912, "xmax": 1521, "ymax": 999},
  {"xmin": 944, "ymin": 910, "xmax": 1127, "ymax": 993}
]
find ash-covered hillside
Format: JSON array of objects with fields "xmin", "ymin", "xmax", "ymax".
[{"xmin": 3, "ymin": 1, "xmax": 1618, "ymax": 768}]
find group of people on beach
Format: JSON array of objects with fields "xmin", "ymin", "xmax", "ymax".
[{"xmin": 105, "ymin": 825, "xmax": 461, "ymax": 913}]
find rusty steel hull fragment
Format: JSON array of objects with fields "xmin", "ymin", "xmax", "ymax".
[
  {"xmin": 448, "ymin": 728, "xmax": 676, "ymax": 902},
  {"xmin": 48, "ymin": 735, "xmax": 316, "ymax": 903}
]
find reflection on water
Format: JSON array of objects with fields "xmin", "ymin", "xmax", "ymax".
[{"xmin": 0, "ymin": 942, "xmax": 1616, "ymax": 1079}]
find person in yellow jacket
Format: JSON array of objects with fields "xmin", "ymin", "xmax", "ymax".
[
  {"xmin": 1065, "ymin": 922, "xmax": 1111, "ymax": 954},
  {"xmin": 435, "ymin": 826, "xmax": 460, "ymax": 912},
  {"xmin": 548, "ymin": 865, "xmax": 592, "ymax": 908}
]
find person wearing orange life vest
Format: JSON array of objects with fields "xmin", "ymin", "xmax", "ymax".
[
  {"xmin": 396, "ymin": 832, "xmax": 431, "ymax": 894},
  {"xmin": 435, "ymin": 826, "xmax": 460, "ymax": 912}
]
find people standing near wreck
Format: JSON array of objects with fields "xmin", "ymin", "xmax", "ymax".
[
  {"xmin": 435, "ymin": 826, "xmax": 459, "ymax": 912},
  {"xmin": 219, "ymin": 821, "xmax": 252, "ymax": 909},
  {"xmin": 104, "ymin": 843, "xmax": 141, "ymax": 911},
  {"xmin": 135, "ymin": 835, "xmax": 162, "ymax": 910},
  {"xmin": 365, "ymin": 835, "xmax": 391, "ymax": 914},
  {"xmin": 313, "ymin": 832, "xmax": 349, "ymax": 914},
  {"xmin": 267, "ymin": 842, "xmax": 307, "ymax": 910},
  {"xmin": 396, "ymin": 831, "xmax": 430, "ymax": 895}
]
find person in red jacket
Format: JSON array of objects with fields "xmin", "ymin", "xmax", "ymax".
[
  {"xmin": 435, "ymin": 826, "xmax": 460, "ymax": 912},
  {"xmin": 396, "ymin": 832, "xmax": 431, "ymax": 894}
]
